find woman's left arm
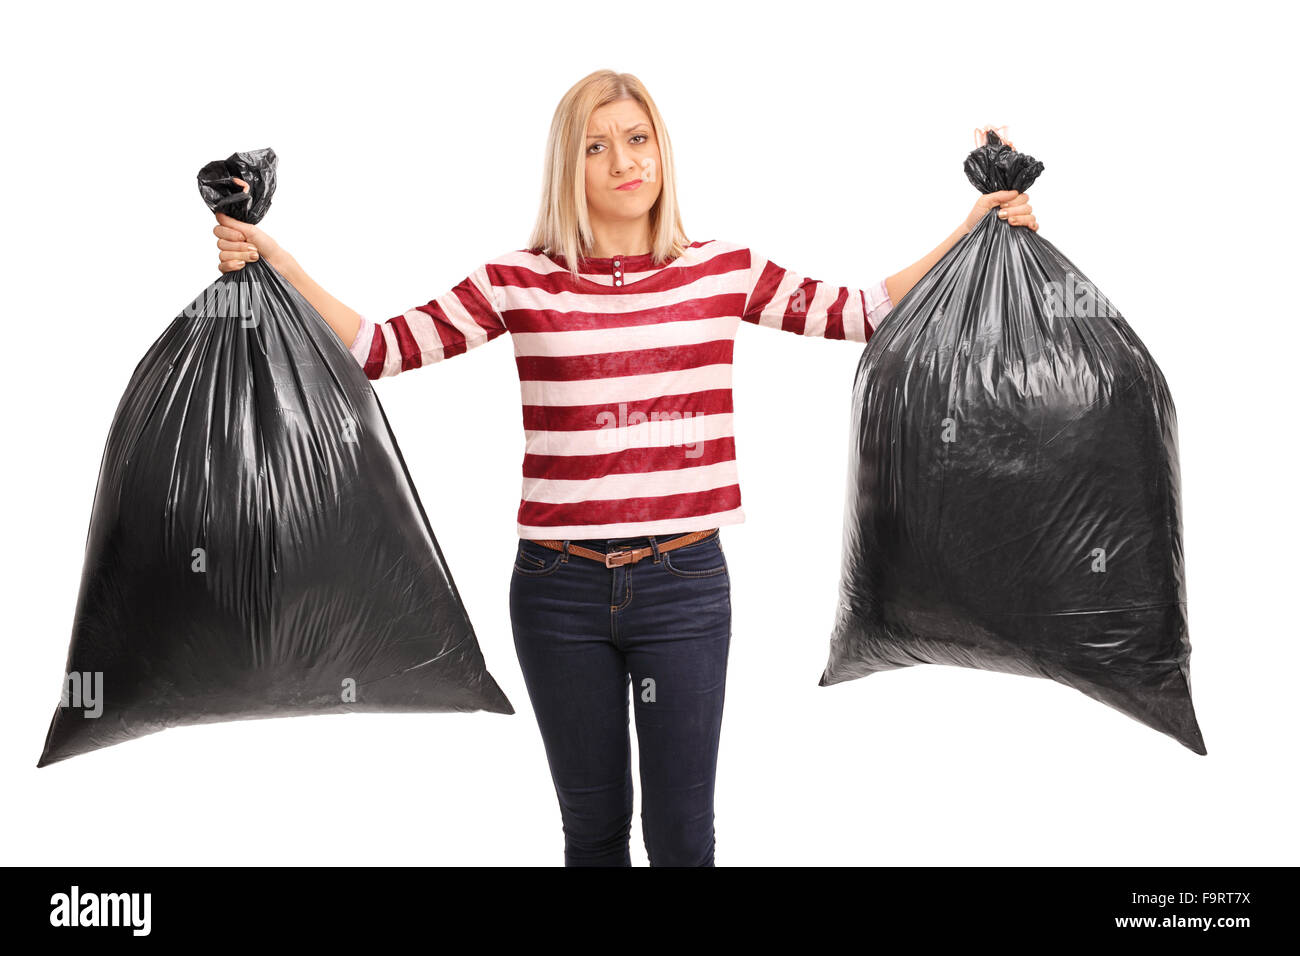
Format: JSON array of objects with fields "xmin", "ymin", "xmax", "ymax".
[
  {"xmin": 884, "ymin": 190, "xmax": 1037, "ymax": 304},
  {"xmin": 742, "ymin": 252, "xmax": 893, "ymax": 344},
  {"xmin": 741, "ymin": 192, "xmax": 1036, "ymax": 343}
]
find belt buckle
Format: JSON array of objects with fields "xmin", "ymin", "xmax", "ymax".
[{"xmin": 604, "ymin": 548, "xmax": 634, "ymax": 568}]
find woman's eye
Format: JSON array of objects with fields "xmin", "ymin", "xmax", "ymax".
[{"xmin": 587, "ymin": 135, "xmax": 648, "ymax": 155}]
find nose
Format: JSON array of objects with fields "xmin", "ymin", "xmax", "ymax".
[{"xmin": 609, "ymin": 144, "xmax": 637, "ymax": 175}]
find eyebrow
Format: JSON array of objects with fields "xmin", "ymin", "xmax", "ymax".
[{"xmin": 586, "ymin": 125, "xmax": 649, "ymax": 139}]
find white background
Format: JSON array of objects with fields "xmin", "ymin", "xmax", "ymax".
[{"xmin": 2, "ymin": 0, "xmax": 1295, "ymax": 866}]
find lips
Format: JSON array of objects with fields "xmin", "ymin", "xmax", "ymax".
[{"xmin": 616, "ymin": 179, "xmax": 643, "ymax": 191}]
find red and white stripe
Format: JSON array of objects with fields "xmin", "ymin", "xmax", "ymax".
[{"xmin": 349, "ymin": 239, "xmax": 892, "ymax": 539}]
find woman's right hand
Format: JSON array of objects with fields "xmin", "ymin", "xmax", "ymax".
[{"xmin": 213, "ymin": 177, "xmax": 285, "ymax": 273}]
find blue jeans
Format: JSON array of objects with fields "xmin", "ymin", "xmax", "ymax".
[{"xmin": 509, "ymin": 529, "xmax": 732, "ymax": 866}]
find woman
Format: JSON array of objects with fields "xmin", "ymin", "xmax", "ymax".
[{"xmin": 213, "ymin": 70, "xmax": 1037, "ymax": 866}]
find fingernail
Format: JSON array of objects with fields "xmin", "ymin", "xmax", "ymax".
[
  {"xmin": 998, "ymin": 210, "xmax": 1008, "ymax": 218},
  {"xmin": 250, "ymin": 252, "xmax": 259, "ymax": 260}
]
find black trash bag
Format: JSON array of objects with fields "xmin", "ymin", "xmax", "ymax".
[
  {"xmin": 38, "ymin": 148, "xmax": 512, "ymax": 767},
  {"xmin": 821, "ymin": 132, "xmax": 1205, "ymax": 755}
]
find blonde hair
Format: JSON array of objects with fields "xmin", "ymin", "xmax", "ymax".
[{"xmin": 527, "ymin": 69, "xmax": 689, "ymax": 279}]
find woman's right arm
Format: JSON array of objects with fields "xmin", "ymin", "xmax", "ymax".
[
  {"xmin": 213, "ymin": 213, "xmax": 508, "ymax": 380},
  {"xmin": 214, "ymin": 211, "xmax": 362, "ymax": 349}
]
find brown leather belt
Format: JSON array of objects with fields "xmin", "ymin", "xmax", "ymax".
[{"xmin": 528, "ymin": 529, "xmax": 718, "ymax": 569}]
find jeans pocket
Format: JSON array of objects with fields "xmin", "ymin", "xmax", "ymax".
[
  {"xmin": 661, "ymin": 532, "xmax": 727, "ymax": 578},
  {"xmin": 514, "ymin": 540, "xmax": 564, "ymax": 576}
]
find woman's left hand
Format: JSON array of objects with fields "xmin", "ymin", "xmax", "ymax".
[{"xmin": 962, "ymin": 190, "xmax": 1038, "ymax": 234}]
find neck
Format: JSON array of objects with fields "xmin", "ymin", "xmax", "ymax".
[{"xmin": 587, "ymin": 217, "xmax": 652, "ymax": 259}]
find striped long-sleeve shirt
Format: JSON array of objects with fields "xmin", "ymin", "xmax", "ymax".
[{"xmin": 348, "ymin": 239, "xmax": 892, "ymax": 539}]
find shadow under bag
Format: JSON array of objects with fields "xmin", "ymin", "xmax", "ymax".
[
  {"xmin": 822, "ymin": 132, "xmax": 1205, "ymax": 754},
  {"xmin": 38, "ymin": 148, "xmax": 512, "ymax": 767}
]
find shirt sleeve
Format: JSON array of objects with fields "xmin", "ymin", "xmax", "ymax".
[
  {"xmin": 348, "ymin": 262, "xmax": 507, "ymax": 380},
  {"xmin": 741, "ymin": 250, "xmax": 892, "ymax": 343}
]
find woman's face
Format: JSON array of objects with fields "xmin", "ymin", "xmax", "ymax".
[{"xmin": 583, "ymin": 98, "xmax": 663, "ymax": 230}]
